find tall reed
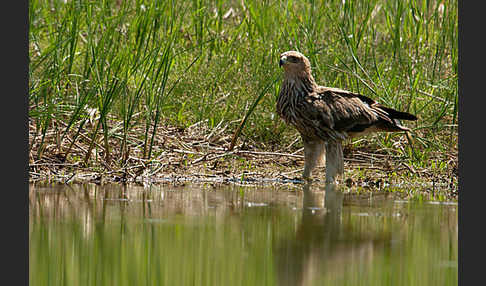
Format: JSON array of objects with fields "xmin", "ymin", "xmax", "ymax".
[{"xmin": 29, "ymin": 0, "xmax": 457, "ymax": 167}]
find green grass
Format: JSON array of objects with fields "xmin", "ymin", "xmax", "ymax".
[{"xmin": 29, "ymin": 0, "xmax": 457, "ymax": 171}]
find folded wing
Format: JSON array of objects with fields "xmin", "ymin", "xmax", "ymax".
[{"xmin": 303, "ymin": 87, "xmax": 417, "ymax": 140}]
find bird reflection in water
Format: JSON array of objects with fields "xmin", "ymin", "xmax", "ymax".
[{"xmin": 275, "ymin": 182, "xmax": 390, "ymax": 286}]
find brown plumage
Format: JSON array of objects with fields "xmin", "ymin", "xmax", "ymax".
[{"xmin": 277, "ymin": 51, "xmax": 417, "ymax": 184}]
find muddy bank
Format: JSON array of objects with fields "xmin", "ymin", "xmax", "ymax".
[{"xmin": 29, "ymin": 118, "xmax": 458, "ymax": 199}]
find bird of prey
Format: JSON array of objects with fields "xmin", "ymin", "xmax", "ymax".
[{"xmin": 277, "ymin": 51, "xmax": 417, "ymax": 184}]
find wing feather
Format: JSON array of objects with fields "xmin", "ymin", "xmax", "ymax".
[{"xmin": 302, "ymin": 87, "xmax": 415, "ymax": 139}]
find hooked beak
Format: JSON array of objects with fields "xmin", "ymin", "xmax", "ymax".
[{"xmin": 279, "ymin": 56, "xmax": 287, "ymax": 67}]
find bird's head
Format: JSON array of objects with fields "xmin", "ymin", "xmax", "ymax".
[{"xmin": 279, "ymin": 51, "xmax": 312, "ymax": 76}]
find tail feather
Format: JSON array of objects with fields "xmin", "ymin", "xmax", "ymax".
[{"xmin": 378, "ymin": 105, "xmax": 417, "ymax": 121}]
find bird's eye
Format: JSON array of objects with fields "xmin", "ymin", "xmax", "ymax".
[{"xmin": 287, "ymin": 56, "xmax": 300, "ymax": 62}]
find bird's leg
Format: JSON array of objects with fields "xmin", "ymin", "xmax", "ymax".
[
  {"xmin": 302, "ymin": 139, "xmax": 326, "ymax": 180},
  {"xmin": 324, "ymin": 140, "xmax": 344, "ymax": 184}
]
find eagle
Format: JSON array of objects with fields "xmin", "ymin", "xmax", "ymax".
[{"xmin": 277, "ymin": 51, "xmax": 417, "ymax": 184}]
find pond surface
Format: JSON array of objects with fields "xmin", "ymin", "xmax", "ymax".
[{"xmin": 29, "ymin": 183, "xmax": 457, "ymax": 286}]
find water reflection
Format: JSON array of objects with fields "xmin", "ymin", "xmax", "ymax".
[
  {"xmin": 29, "ymin": 183, "xmax": 457, "ymax": 286},
  {"xmin": 275, "ymin": 183, "xmax": 390, "ymax": 285}
]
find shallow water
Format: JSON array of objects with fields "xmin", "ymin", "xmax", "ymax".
[{"xmin": 29, "ymin": 183, "xmax": 457, "ymax": 286}]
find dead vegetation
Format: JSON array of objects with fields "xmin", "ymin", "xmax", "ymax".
[{"xmin": 29, "ymin": 115, "xmax": 458, "ymax": 200}]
